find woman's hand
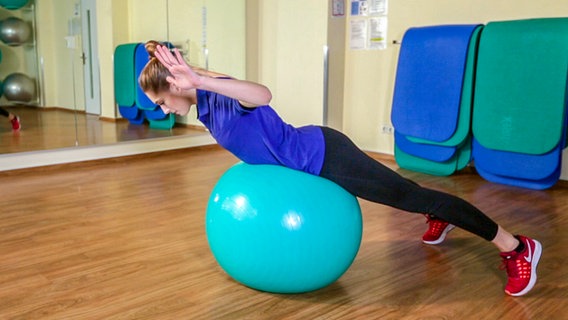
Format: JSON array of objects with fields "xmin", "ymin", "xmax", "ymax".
[
  {"xmin": 154, "ymin": 45, "xmax": 203, "ymax": 93},
  {"xmin": 155, "ymin": 44, "xmax": 272, "ymax": 107}
]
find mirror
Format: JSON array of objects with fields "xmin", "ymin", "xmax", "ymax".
[{"xmin": 0, "ymin": 0, "xmax": 245, "ymax": 155}]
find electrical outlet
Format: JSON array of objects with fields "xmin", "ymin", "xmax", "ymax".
[{"xmin": 381, "ymin": 125, "xmax": 394, "ymax": 134}]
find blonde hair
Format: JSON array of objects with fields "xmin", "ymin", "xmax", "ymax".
[{"xmin": 138, "ymin": 40, "xmax": 171, "ymax": 94}]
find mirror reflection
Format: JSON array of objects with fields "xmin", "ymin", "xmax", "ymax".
[{"xmin": 0, "ymin": 0, "xmax": 244, "ymax": 155}]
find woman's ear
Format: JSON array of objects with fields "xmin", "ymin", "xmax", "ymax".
[{"xmin": 169, "ymin": 82, "xmax": 181, "ymax": 94}]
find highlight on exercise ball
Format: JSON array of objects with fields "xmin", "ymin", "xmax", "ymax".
[
  {"xmin": 2, "ymin": 72, "xmax": 36, "ymax": 102},
  {"xmin": 0, "ymin": 0, "xmax": 29, "ymax": 10},
  {"xmin": 0, "ymin": 17, "xmax": 31, "ymax": 46},
  {"xmin": 206, "ymin": 162, "xmax": 363, "ymax": 294}
]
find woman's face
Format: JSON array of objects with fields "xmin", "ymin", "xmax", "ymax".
[{"xmin": 145, "ymin": 90, "xmax": 194, "ymax": 116}]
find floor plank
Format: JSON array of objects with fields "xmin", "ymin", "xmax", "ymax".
[
  {"xmin": 0, "ymin": 147, "xmax": 566, "ymax": 319},
  {"xmin": 0, "ymin": 106, "xmax": 201, "ymax": 154}
]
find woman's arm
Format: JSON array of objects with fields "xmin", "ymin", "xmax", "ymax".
[
  {"xmin": 199, "ymin": 76, "xmax": 272, "ymax": 108},
  {"xmin": 155, "ymin": 45, "xmax": 272, "ymax": 107}
]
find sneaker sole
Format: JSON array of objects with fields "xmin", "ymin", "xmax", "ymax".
[
  {"xmin": 506, "ymin": 239, "xmax": 542, "ymax": 297},
  {"xmin": 422, "ymin": 224, "xmax": 456, "ymax": 245}
]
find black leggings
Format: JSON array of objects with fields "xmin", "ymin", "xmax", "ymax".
[
  {"xmin": 318, "ymin": 127, "xmax": 498, "ymax": 241},
  {"xmin": 0, "ymin": 107, "xmax": 9, "ymax": 118}
]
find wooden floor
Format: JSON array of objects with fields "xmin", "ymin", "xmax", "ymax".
[
  {"xmin": 1, "ymin": 147, "xmax": 567, "ymax": 319},
  {"xmin": 0, "ymin": 106, "xmax": 201, "ymax": 154}
]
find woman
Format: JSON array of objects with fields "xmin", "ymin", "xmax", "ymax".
[{"xmin": 139, "ymin": 40, "xmax": 541, "ymax": 297}]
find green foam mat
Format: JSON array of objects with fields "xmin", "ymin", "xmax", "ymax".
[
  {"xmin": 114, "ymin": 43, "xmax": 139, "ymax": 107},
  {"xmin": 148, "ymin": 114, "xmax": 176, "ymax": 130},
  {"xmin": 394, "ymin": 139, "xmax": 471, "ymax": 177},
  {"xmin": 473, "ymin": 18, "xmax": 568, "ymax": 155}
]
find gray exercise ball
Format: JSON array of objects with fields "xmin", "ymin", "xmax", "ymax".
[
  {"xmin": 3, "ymin": 73, "xmax": 36, "ymax": 102},
  {"xmin": 0, "ymin": 17, "xmax": 31, "ymax": 46}
]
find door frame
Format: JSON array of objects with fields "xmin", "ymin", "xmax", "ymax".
[{"xmin": 80, "ymin": 0, "xmax": 101, "ymax": 115}]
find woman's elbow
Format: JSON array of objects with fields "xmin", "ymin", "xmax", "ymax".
[{"xmin": 262, "ymin": 87, "xmax": 273, "ymax": 105}]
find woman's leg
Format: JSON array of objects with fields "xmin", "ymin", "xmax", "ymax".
[
  {"xmin": 0, "ymin": 107, "xmax": 20, "ymax": 131},
  {"xmin": 0, "ymin": 107, "xmax": 10, "ymax": 118},
  {"xmin": 317, "ymin": 126, "xmax": 541, "ymax": 296},
  {"xmin": 318, "ymin": 127, "xmax": 499, "ymax": 241}
]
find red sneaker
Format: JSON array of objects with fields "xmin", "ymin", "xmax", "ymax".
[
  {"xmin": 422, "ymin": 215, "xmax": 455, "ymax": 245},
  {"xmin": 499, "ymin": 235, "xmax": 542, "ymax": 296},
  {"xmin": 10, "ymin": 116, "xmax": 20, "ymax": 131}
]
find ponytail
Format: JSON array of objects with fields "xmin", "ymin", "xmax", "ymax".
[{"xmin": 138, "ymin": 40, "xmax": 171, "ymax": 94}]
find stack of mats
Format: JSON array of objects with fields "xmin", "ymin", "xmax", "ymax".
[
  {"xmin": 115, "ymin": 43, "xmax": 144, "ymax": 124},
  {"xmin": 472, "ymin": 18, "xmax": 568, "ymax": 190},
  {"xmin": 114, "ymin": 42, "xmax": 176, "ymax": 130},
  {"xmin": 391, "ymin": 24, "xmax": 483, "ymax": 176}
]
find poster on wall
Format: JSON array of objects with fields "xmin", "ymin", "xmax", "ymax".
[
  {"xmin": 332, "ymin": 0, "xmax": 345, "ymax": 17},
  {"xmin": 351, "ymin": 0, "xmax": 387, "ymax": 16},
  {"xmin": 351, "ymin": 0, "xmax": 369, "ymax": 16},
  {"xmin": 369, "ymin": 0, "xmax": 388, "ymax": 15},
  {"xmin": 369, "ymin": 16, "xmax": 387, "ymax": 49},
  {"xmin": 349, "ymin": 0, "xmax": 388, "ymax": 50},
  {"xmin": 350, "ymin": 19, "xmax": 368, "ymax": 50}
]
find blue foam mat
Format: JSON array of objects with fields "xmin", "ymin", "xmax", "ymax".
[
  {"xmin": 395, "ymin": 146, "xmax": 457, "ymax": 176},
  {"xmin": 119, "ymin": 105, "xmax": 145, "ymax": 125},
  {"xmin": 472, "ymin": 139, "xmax": 562, "ymax": 181},
  {"xmin": 119, "ymin": 104, "xmax": 140, "ymax": 119},
  {"xmin": 134, "ymin": 43, "xmax": 157, "ymax": 110},
  {"xmin": 394, "ymin": 138, "xmax": 471, "ymax": 176},
  {"xmin": 472, "ymin": 92, "xmax": 568, "ymax": 189},
  {"xmin": 392, "ymin": 24, "xmax": 481, "ymax": 142},
  {"xmin": 406, "ymin": 25, "xmax": 482, "ymax": 147},
  {"xmin": 475, "ymin": 164, "xmax": 560, "ymax": 191},
  {"xmin": 395, "ymin": 131, "xmax": 456, "ymax": 162},
  {"xmin": 144, "ymin": 107, "xmax": 168, "ymax": 120}
]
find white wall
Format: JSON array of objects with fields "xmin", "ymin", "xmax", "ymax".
[{"xmin": 255, "ymin": 1, "xmax": 328, "ymax": 126}]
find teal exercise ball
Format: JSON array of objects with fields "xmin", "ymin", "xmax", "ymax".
[
  {"xmin": 0, "ymin": 0, "xmax": 29, "ymax": 10},
  {"xmin": 206, "ymin": 162, "xmax": 363, "ymax": 294}
]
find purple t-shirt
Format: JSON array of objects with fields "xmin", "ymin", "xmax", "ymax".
[{"xmin": 196, "ymin": 88, "xmax": 325, "ymax": 175}]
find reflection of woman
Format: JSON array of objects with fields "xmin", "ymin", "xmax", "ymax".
[
  {"xmin": 138, "ymin": 40, "xmax": 542, "ymax": 297},
  {"xmin": 0, "ymin": 107, "xmax": 20, "ymax": 131}
]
